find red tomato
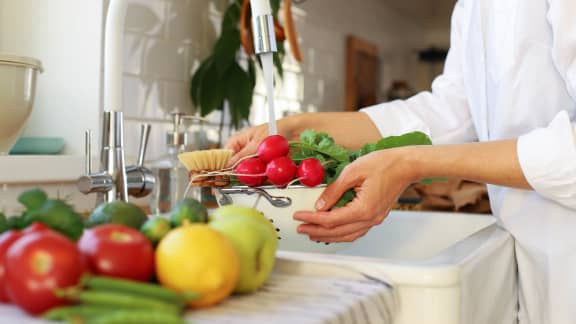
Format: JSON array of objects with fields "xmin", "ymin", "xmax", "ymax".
[
  {"xmin": 78, "ymin": 224, "xmax": 154, "ymax": 282},
  {"xmin": 0, "ymin": 230, "xmax": 23, "ymax": 303},
  {"xmin": 5, "ymin": 230, "xmax": 85, "ymax": 315}
]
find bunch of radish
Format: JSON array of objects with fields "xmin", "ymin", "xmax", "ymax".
[{"xmin": 233, "ymin": 135, "xmax": 325, "ymax": 188}]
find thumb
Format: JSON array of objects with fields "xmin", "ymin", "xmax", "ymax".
[{"xmin": 315, "ymin": 168, "xmax": 361, "ymax": 211}]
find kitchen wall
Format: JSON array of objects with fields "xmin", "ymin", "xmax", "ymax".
[
  {"xmin": 0, "ymin": 0, "xmax": 440, "ymax": 160},
  {"xmin": 114, "ymin": 0, "xmax": 432, "ymax": 160},
  {"xmin": 0, "ymin": 0, "xmax": 448, "ymax": 213},
  {"xmin": 0, "ymin": 0, "xmax": 104, "ymax": 156}
]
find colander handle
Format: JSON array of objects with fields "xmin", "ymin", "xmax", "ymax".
[{"xmin": 218, "ymin": 187, "xmax": 292, "ymax": 208}]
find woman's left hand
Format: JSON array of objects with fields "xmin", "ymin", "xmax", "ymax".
[{"xmin": 294, "ymin": 147, "xmax": 418, "ymax": 243}]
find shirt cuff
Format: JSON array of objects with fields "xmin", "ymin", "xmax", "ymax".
[
  {"xmin": 517, "ymin": 111, "xmax": 576, "ymax": 209},
  {"xmin": 360, "ymin": 101, "xmax": 431, "ymax": 139}
]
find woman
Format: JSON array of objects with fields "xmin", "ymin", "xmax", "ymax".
[{"xmin": 226, "ymin": 0, "xmax": 576, "ymax": 323}]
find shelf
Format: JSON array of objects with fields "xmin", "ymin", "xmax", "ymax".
[{"xmin": 0, "ymin": 155, "xmax": 84, "ymax": 184}]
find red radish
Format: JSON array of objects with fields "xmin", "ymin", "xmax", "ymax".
[
  {"xmin": 297, "ymin": 158, "xmax": 325, "ymax": 187},
  {"xmin": 235, "ymin": 158, "xmax": 267, "ymax": 186},
  {"xmin": 257, "ymin": 135, "xmax": 289, "ymax": 163},
  {"xmin": 266, "ymin": 156, "xmax": 297, "ymax": 187}
]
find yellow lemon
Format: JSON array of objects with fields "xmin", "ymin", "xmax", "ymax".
[{"xmin": 155, "ymin": 224, "xmax": 239, "ymax": 308}]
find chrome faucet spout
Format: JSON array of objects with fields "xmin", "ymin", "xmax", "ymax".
[{"xmin": 250, "ymin": 0, "xmax": 277, "ymax": 55}]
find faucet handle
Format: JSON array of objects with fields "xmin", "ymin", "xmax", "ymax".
[
  {"xmin": 136, "ymin": 124, "xmax": 151, "ymax": 167},
  {"xmin": 84, "ymin": 130, "xmax": 92, "ymax": 174},
  {"xmin": 125, "ymin": 123, "xmax": 155, "ymax": 198},
  {"xmin": 77, "ymin": 173, "xmax": 114, "ymax": 194}
]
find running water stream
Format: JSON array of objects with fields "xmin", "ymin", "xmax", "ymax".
[{"xmin": 261, "ymin": 53, "xmax": 277, "ymax": 135}]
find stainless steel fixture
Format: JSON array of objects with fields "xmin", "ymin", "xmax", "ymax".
[
  {"xmin": 150, "ymin": 112, "xmax": 205, "ymax": 214},
  {"xmin": 252, "ymin": 14, "xmax": 277, "ymax": 54},
  {"xmin": 250, "ymin": 0, "xmax": 277, "ymax": 55},
  {"xmin": 77, "ymin": 111, "xmax": 154, "ymax": 205}
]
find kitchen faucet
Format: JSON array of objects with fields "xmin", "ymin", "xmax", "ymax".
[
  {"xmin": 250, "ymin": 0, "xmax": 278, "ymax": 55},
  {"xmin": 76, "ymin": 0, "xmax": 153, "ymax": 204}
]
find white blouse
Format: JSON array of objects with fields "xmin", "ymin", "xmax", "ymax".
[{"xmin": 361, "ymin": 0, "xmax": 576, "ymax": 323}]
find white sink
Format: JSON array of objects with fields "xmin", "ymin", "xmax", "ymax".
[{"xmin": 281, "ymin": 210, "xmax": 517, "ymax": 324}]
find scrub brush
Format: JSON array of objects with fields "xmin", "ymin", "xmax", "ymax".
[{"xmin": 178, "ymin": 149, "xmax": 234, "ymax": 187}]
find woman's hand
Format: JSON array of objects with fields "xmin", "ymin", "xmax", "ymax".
[
  {"xmin": 224, "ymin": 123, "xmax": 270, "ymax": 165},
  {"xmin": 294, "ymin": 148, "xmax": 418, "ymax": 243}
]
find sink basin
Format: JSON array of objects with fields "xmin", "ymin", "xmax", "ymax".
[{"xmin": 280, "ymin": 210, "xmax": 517, "ymax": 324}]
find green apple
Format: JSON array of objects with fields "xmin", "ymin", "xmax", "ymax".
[
  {"xmin": 210, "ymin": 205, "xmax": 275, "ymax": 233},
  {"xmin": 209, "ymin": 206, "xmax": 278, "ymax": 293}
]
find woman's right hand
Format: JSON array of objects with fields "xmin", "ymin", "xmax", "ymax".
[{"xmin": 224, "ymin": 123, "xmax": 271, "ymax": 165}]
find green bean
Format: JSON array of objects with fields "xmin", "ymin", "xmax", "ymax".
[
  {"xmin": 81, "ymin": 275, "xmax": 200, "ymax": 305},
  {"xmin": 43, "ymin": 305, "xmax": 113, "ymax": 321},
  {"xmin": 57, "ymin": 290, "xmax": 182, "ymax": 314},
  {"xmin": 87, "ymin": 311, "xmax": 186, "ymax": 324}
]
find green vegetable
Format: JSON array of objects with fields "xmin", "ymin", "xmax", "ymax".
[
  {"xmin": 290, "ymin": 129, "xmax": 350, "ymax": 163},
  {"xmin": 170, "ymin": 199, "xmax": 208, "ymax": 227},
  {"xmin": 354, "ymin": 132, "xmax": 433, "ymax": 158},
  {"xmin": 88, "ymin": 311, "xmax": 185, "ymax": 324},
  {"xmin": 86, "ymin": 201, "xmax": 148, "ymax": 230},
  {"xmin": 44, "ymin": 306, "xmax": 185, "ymax": 324},
  {"xmin": 140, "ymin": 217, "xmax": 172, "ymax": 245},
  {"xmin": 7, "ymin": 214, "xmax": 33, "ymax": 230},
  {"xmin": 81, "ymin": 275, "xmax": 199, "ymax": 305},
  {"xmin": 56, "ymin": 289, "xmax": 182, "ymax": 314},
  {"xmin": 43, "ymin": 305, "xmax": 114, "ymax": 321},
  {"xmin": 289, "ymin": 130, "xmax": 433, "ymax": 207},
  {"xmin": 0, "ymin": 213, "xmax": 7, "ymax": 234},
  {"xmin": 25, "ymin": 199, "xmax": 84, "ymax": 240},
  {"xmin": 18, "ymin": 188, "xmax": 48, "ymax": 211}
]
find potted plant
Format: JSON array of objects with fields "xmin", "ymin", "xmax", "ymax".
[{"xmin": 190, "ymin": 0, "xmax": 301, "ymax": 141}]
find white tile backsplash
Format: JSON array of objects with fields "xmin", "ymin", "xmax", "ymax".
[
  {"xmin": 125, "ymin": 0, "xmax": 166, "ymax": 36},
  {"xmin": 111, "ymin": 0, "xmax": 434, "ymax": 159}
]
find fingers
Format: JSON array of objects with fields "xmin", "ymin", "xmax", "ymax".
[
  {"xmin": 228, "ymin": 142, "xmax": 259, "ymax": 166},
  {"xmin": 297, "ymin": 210, "xmax": 387, "ymax": 240},
  {"xmin": 315, "ymin": 165, "xmax": 363, "ymax": 211},
  {"xmin": 294, "ymin": 206, "xmax": 358, "ymax": 229},
  {"xmin": 298, "ymin": 219, "xmax": 372, "ymax": 238}
]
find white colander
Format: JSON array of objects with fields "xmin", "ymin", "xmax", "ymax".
[{"xmin": 215, "ymin": 185, "xmax": 351, "ymax": 253}]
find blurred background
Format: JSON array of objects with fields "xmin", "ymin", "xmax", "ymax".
[{"xmin": 2, "ymin": 0, "xmax": 489, "ymax": 214}]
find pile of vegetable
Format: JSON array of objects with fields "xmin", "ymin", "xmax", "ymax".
[
  {"xmin": 0, "ymin": 189, "xmax": 277, "ymax": 323},
  {"xmin": 229, "ymin": 130, "xmax": 432, "ymax": 207}
]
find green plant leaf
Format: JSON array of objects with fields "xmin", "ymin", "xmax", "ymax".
[
  {"xmin": 199, "ymin": 62, "xmax": 225, "ymax": 116},
  {"xmin": 222, "ymin": 3, "xmax": 241, "ymax": 32},
  {"xmin": 362, "ymin": 131, "xmax": 432, "ymax": 155},
  {"xmin": 225, "ymin": 62, "xmax": 253, "ymax": 128},
  {"xmin": 273, "ymin": 41, "xmax": 285, "ymax": 79},
  {"xmin": 270, "ymin": 0, "xmax": 281, "ymax": 18},
  {"xmin": 248, "ymin": 59, "xmax": 256, "ymax": 88},
  {"xmin": 190, "ymin": 56, "xmax": 214, "ymax": 107},
  {"xmin": 214, "ymin": 28, "xmax": 241, "ymax": 76},
  {"xmin": 289, "ymin": 142, "xmax": 349, "ymax": 163},
  {"xmin": 334, "ymin": 190, "xmax": 356, "ymax": 208}
]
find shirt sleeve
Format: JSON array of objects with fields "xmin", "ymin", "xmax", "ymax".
[
  {"xmin": 516, "ymin": 0, "xmax": 576, "ymax": 210},
  {"xmin": 361, "ymin": 0, "xmax": 478, "ymax": 145},
  {"xmin": 517, "ymin": 112, "xmax": 576, "ymax": 209}
]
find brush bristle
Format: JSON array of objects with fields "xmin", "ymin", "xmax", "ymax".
[{"xmin": 178, "ymin": 149, "xmax": 233, "ymax": 172}]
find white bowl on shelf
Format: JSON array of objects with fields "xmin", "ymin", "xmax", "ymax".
[
  {"xmin": 215, "ymin": 185, "xmax": 351, "ymax": 254},
  {"xmin": 0, "ymin": 54, "xmax": 43, "ymax": 155}
]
